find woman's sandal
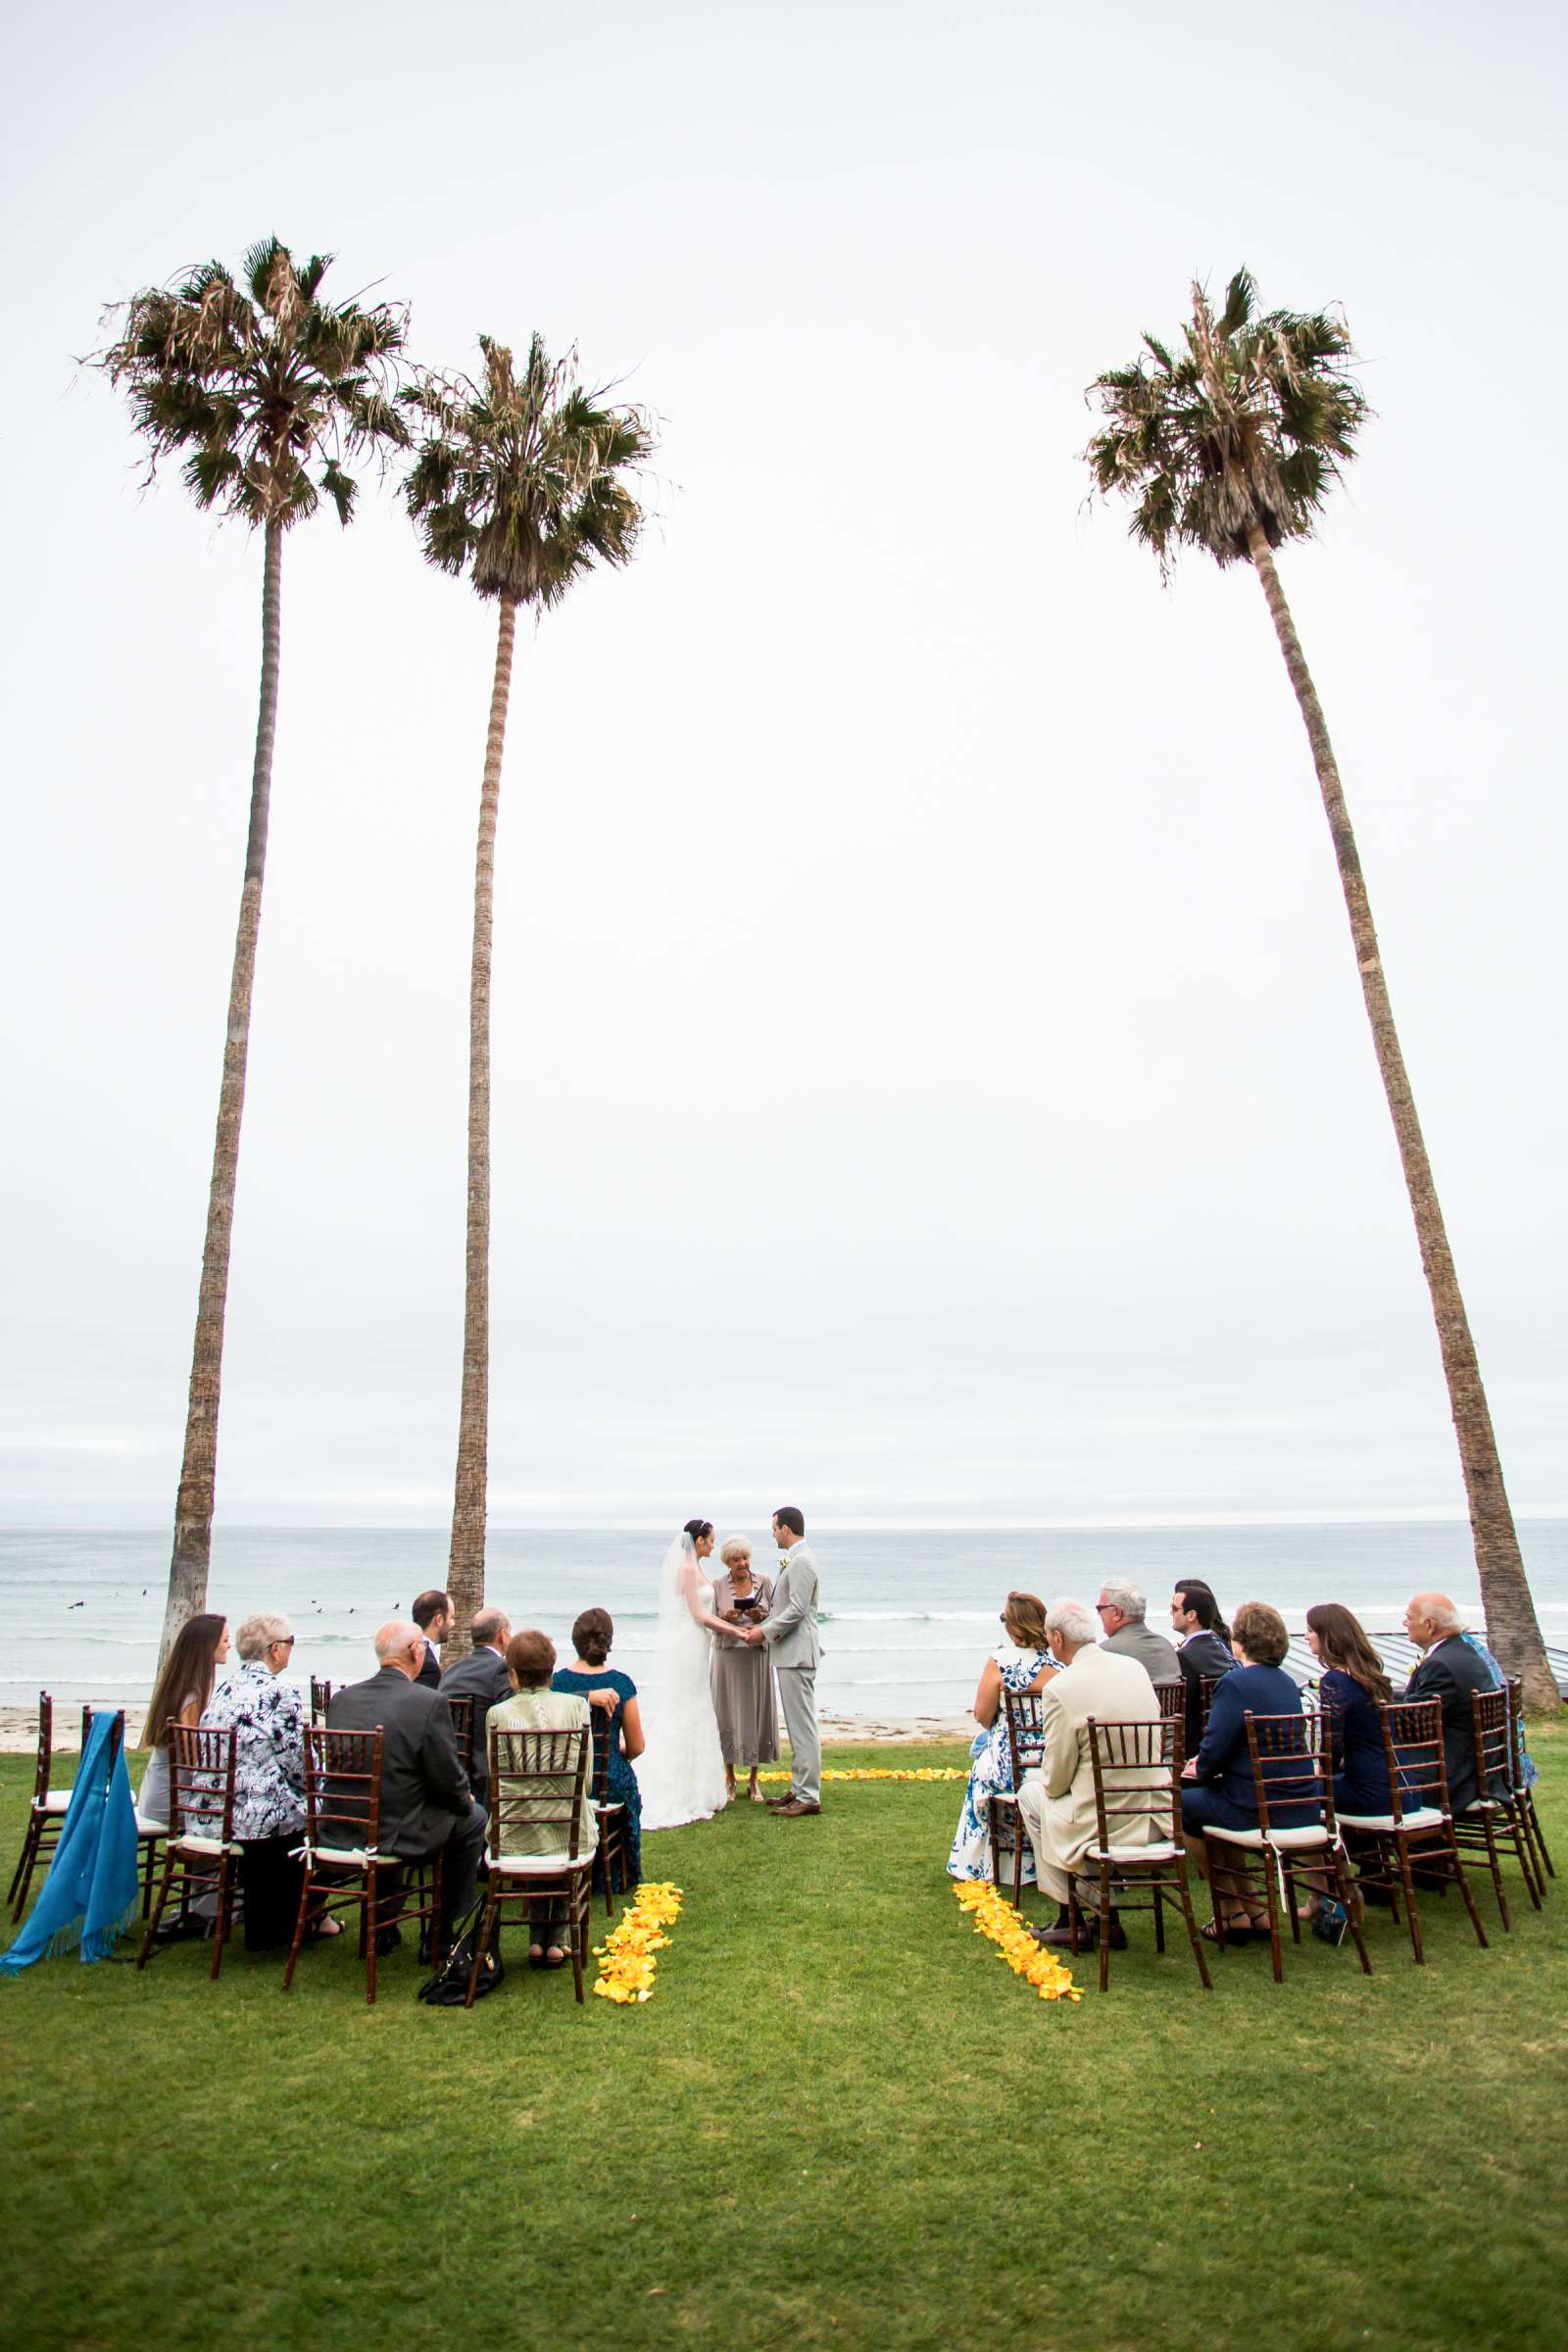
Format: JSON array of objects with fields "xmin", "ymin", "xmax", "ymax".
[
  {"xmin": 527, "ymin": 1945, "xmax": 547, "ymax": 1971},
  {"xmin": 543, "ymin": 1945, "xmax": 567, "ymax": 1970},
  {"xmin": 749, "ymin": 1783, "xmax": 764, "ymax": 1802},
  {"xmin": 1200, "ymin": 1917, "xmax": 1260, "ymax": 1945}
]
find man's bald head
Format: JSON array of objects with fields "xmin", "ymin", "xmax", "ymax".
[
  {"xmin": 374, "ymin": 1619, "xmax": 427, "ymax": 1676},
  {"xmin": 1405, "ymin": 1592, "xmax": 1463, "ymax": 1649}
]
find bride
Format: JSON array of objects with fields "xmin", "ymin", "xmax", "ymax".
[{"xmin": 638, "ymin": 1518, "xmax": 735, "ymax": 1832}]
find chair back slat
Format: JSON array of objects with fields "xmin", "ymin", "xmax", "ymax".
[
  {"xmin": 309, "ymin": 1677, "xmax": 334, "ymax": 1728},
  {"xmin": 1152, "ymin": 1678, "xmax": 1186, "ymax": 1724},
  {"xmin": 1469, "ymin": 1687, "xmax": 1512, "ymax": 1798},
  {"xmin": 1196, "ymin": 1674, "xmax": 1227, "ymax": 1737},
  {"xmin": 1241, "ymin": 1711, "xmax": 1330, "ymax": 1833},
  {"xmin": 170, "ymin": 1723, "xmax": 237, "ymax": 1843},
  {"xmin": 1375, "ymin": 1698, "xmax": 1451, "ymax": 1821},
  {"xmin": 30, "ymin": 1691, "xmax": 54, "ymax": 1808},
  {"xmin": 1503, "ymin": 1678, "xmax": 1530, "ymax": 1793},
  {"xmin": 305, "ymin": 1725, "xmax": 385, "ymax": 1853},
  {"xmin": 488, "ymin": 1727, "xmax": 589, "ymax": 1859},
  {"xmin": 1086, "ymin": 1714, "xmax": 1184, "ymax": 1846},
  {"xmin": 1001, "ymin": 1689, "xmax": 1047, "ymax": 1788}
]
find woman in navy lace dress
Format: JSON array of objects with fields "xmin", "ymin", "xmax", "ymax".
[
  {"xmin": 1304, "ymin": 1602, "xmax": 1394, "ymax": 1815},
  {"xmin": 553, "ymin": 1608, "xmax": 644, "ymax": 1892}
]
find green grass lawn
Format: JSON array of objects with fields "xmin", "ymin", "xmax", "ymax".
[{"xmin": 3, "ymin": 1733, "xmax": 1565, "ymax": 2352}]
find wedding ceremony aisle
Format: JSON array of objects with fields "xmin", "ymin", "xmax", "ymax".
[{"xmin": 2, "ymin": 1733, "xmax": 1562, "ymax": 2352}]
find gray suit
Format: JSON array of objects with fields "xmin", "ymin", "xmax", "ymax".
[
  {"xmin": 1102, "ymin": 1620, "xmax": 1181, "ymax": 1684},
  {"xmin": 761, "ymin": 1540, "xmax": 821, "ymax": 1805}
]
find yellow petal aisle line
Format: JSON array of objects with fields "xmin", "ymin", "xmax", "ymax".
[
  {"xmin": 955, "ymin": 1879, "xmax": 1082, "ymax": 2004},
  {"xmin": 756, "ymin": 1766, "xmax": 965, "ymax": 1783},
  {"xmin": 592, "ymin": 1882, "xmax": 683, "ymax": 2005}
]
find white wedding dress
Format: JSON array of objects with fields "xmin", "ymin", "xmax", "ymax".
[{"xmin": 638, "ymin": 1532, "xmax": 730, "ymax": 1832}]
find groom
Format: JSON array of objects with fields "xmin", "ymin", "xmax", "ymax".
[{"xmin": 744, "ymin": 1505, "xmax": 820, "ymax": 1816}]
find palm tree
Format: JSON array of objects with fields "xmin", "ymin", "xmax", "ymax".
[
  {"xmin": 1085, "ymin": 269, "xmax": 1556, "ymax": 1710},
  {"xmin": 98, "ymin": 240, "xmax": 409, "ymax": 1664},
  {"xmin": 404, "ymin": 334, "xmax": 654, "ymax": 1655}
]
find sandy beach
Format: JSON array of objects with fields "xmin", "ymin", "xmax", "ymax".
[{"xmin": 0, "ymin": 1701, "xmax": 972, "ymax": 1755}]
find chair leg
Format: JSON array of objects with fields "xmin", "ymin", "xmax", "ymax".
[
  {"xmin": 1152, "ymin": 1880, "xmax": 1166, "ymax": 1954},
  {"xmin": 570, "ymin": 1883, "xmax": 587, "ymax": 2004},
  {"xmin": 465, "ymin": 1886, "xmax": 500, "ymax": 2008},
  {"xmin": 1477, "ymin": 1814, "xmax": 1512, "ymax": 1931},
  {"xmin": 1394, "ymin": 1835, "xmax": 1425, "ymax": 1965},
  {"xmin": 1444, "ymin": 1830, "xmax": 1490, "ymax": 1950},
  {"xmin": 1513, "ymin": 1808, "xmax": 1544, "ymax": 1909},
  {"xmin": 1173, "ymin": 1860, "xmax": 1212, "ymax": 1990},
  {"xmin": 281, "ymin": 1865, "xmax": 315, "ymax": 1990},
  {"xmin": 366, "ymin": 1865, "xmax": 379, "ymax": 2007},
  {"xmin": 1331, "ymin": 1844, "xmax": 1373, "ymax": 1977},
  {"xmin": 137, "ymin": 1847, "xmax": 180, "ymax": 1968},
  {"xmin": 9, "ymin": 1813, "xmax": 43, "ymax": 1920},
  {"xmin": 208, "ymin": 1858, "xmax": 232, "ymax": 1983},
  {"xmin": 1523, "ymin": 1792, "xmax": 1553, "ymax": 1881},
  {"xmin": 1261, "ymin": 1854, "xmax": 1283, "ymax": 1984}
]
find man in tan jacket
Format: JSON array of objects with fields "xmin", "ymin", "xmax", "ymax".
[{"xmin": 1016, "ymin": 1596, "xmax": 1160, "ymax": 1949}]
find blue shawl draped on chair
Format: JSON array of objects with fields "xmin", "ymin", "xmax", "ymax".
[{"xmin": 1, "ymin": 1711, "xmax": 140, "ymax": 1973}]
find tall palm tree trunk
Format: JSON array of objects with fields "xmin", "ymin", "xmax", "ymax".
[
  {"xmin": 1248, "ymin": 525, "xmax": 1556, "ymax": 1710},
  {"xmin": 446, "ymin": 596, "xmax": 517, "ymax": 1657},
  {"xmin": 161, "ymin": 517, "xmax": 283, "ymax": 1665}
]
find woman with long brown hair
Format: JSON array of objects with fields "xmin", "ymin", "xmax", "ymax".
[
  {"xmin": 947, "ymin": 1591, "xmax": 1053, "ymax": 1886},
  {"xmin": 138, "ymin": 1611, "xmax": 229, "ymax": 1827},
  {"xmin": 1305, "ymin": 1602, "xmax": 1393, "ymax": 1817}
]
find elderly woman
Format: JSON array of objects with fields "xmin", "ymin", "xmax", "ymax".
[
  {"xmin": 489, "ymin": 1631, "xmax": 599, "ymax": 1971},
  {"xmin": 947, "ymin": 1591, "xmax": 1053, "ymax": 1883},
  {"xmin": 710, "ymin": 1535, "xmax": 779, "ymax": 1801},
  {"xmin": 199, "ymin": 1611, "xmax": 312, "ymax": 1951},
  {"xmin": 1181, "ymin": 1599, "xmax": 1317, "ymax": 1943}
]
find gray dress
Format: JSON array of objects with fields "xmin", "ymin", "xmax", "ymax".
[{"xmin": 710, "ymin": 1572, "xmax": 780, "ymax": 1766}]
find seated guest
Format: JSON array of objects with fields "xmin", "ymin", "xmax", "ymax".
[
  {"xmin": 1304, "ymin": 1602, "xmax": 1393, "ymax": 1816},
  {"xmin": 1097, "ymin": 1579, "xmax": 1181, "ymax": 1683},
  {"xmin": 1401, "ymin": 1592, "xmax": 1504, "ymax": 1814},
  {"xmin": 711, "ymin": 1536, "xmax": 780, "ymax": 1802},
  {"xmin": 1016, "ymin": 1597, "xmax": 1159, "ymax": 1949},
  {"xmin": 947, "ymin": 1590, "xmax": 1053, "ymax": 1886},
  {"xmin": 326, "ymin": 1621, "xmax": 486, "ymax": 1951},
  {"xmin": 1168, "ymin": 1579, "xmax": 1236, "ymax": 1754},
  {"xmin": 138, "ymin": 1612, "xmax": 230, "ymax": 1828},
  {"xmin": 436, "ymin": 1607, "xmax": 513, "ymax": 1806},
  {"xmin": 1181, "ymin": 1600, "xmax": 1315, "ymax": 1939},
  {"xmin": 411, "ymin": 1590, "xmax": 453, "ymax": 1686},
  {"xmin": 554, "ymin": 1609, "xmax": 644, "ymax": 1893},
  {"xmin": 200, "ymin": 1612, "xmax": 320, "ymax": 1951},
  {"xmin": 490, "ymin": 1631, "xmax": 599, "ymax": 1970}
]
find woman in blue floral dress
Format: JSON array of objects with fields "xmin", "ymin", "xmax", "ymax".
[
  {"xmin": 947, "ymin": 1592, "xmax": 1052, "ymax": 1884},
  {"xmin": 553, "ymin": 1607, "xmax": 644, "ymax": 1892}
]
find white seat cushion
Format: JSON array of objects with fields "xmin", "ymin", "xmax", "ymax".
[
  {"xmin": 35, "ymin": 1790, "xmax": 73, "ymax": 1815},
  {"xmin": 174, "ymin": 1834, "xmax": 242, "ymax": 1858},
  {"xmin": 592, "ymin": 1801, "xmax": 625, "ymax": 1816},
  {"xmin": 1086, "ymin": 1840, "xmax": 1182, "ymax": 1863},
  {"xmin": 493, "ymin": 1851, "xmax": 594, "ymax": 1879},
  {"xmin": 135, "ymin": 1813, "xmax": 170, "ymax": 1837},
  {"xmin": 1206, "ymin": 1824, "xmax": 1332, "ymax": 1850},
  {"xmin": 301, "ymin": 1842, "xmax": 375, "ymax": 1868},
  {"xmin": 1338, "ymin": 1807, "xmax": 1446, "ymax": 1834}
]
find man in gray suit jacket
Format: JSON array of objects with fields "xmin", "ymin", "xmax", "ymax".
[
  {"xmin": 744, "ymin": 1505, "xmax": 821, "ymax": 1814},
  {"xmin": 435, "ymin": 1607, "xmax": 513, "ymax": 1806},
  {"xmin": 1097, "ymin": 1579, "xmax": 1181, "ymax": 1684}
]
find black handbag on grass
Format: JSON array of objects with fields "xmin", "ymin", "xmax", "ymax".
[{"xmin": 416, "ymin": 1905, "xmax": 505, "ymax": 2006}]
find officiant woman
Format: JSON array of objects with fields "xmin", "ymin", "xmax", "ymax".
[{"xmin": 711, "ymin": 1536, "xmax": 779, "ymax": 1800}]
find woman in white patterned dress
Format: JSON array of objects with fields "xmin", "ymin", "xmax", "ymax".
[{"xmin": 946, "ymin": 1592, "xmax": 1053, "ymax": 1884}]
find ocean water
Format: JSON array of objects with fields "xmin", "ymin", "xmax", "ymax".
[{"xmin": 3, "ymin": 1520, "xmax": 1566, "ymax": 1719}]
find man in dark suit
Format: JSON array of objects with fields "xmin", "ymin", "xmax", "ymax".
[
  {"xmin": 435, "ymin": 1608, "xmax": 513, "ymax": 1806},
  {"xmin": 411, "ymin": 1590, "xmax": 453, "ymax": 1687},
  {"xmin": 1401, "ymin": 1592, "xmax": 1499, "ymax": 1815},
  {"xmin": 1169, "ymin": 1580, "xmax": 1237, "ymax": 1756},
  {"xmin": 326, "ymin": 1620, "xmax": 486, "ymax": 1943}
]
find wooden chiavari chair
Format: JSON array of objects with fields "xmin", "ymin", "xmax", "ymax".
[
  {"xmin": 1337, "ymin": 1699, "xmax": 1489, "ymax": 1966},
  {"xmin": 444, "ymin": 1694, "xmax": 477, "ymax": 1783},
  {"xmin": 8, "ymin": 1694, "xmax": 71, "ymax": 1920},
  {"xmin": 987, "ymin": 1689, "xmax": 1047, "ymax": 1905},
  {"xmin": 1079, "ymin": 1713, "xmax": 1211, "ymax": 1993},
  {"xmin": 136, "ymin": 1724, "xmax": 241, "ymax": 1980},
  {"xmin": 1450, "ymin": 1688, "xmax": 1542, "ymax": 1927},
  {"xmin": 1506, "ymin": 1678, "xmax": 1553, "ymax": 1887},
  {"xmin": 1200, "ymin": 1711, "xmax": 1373, "ymax": 1984},
  {"xmin": 309, "ymin": 1677, "xmax": 334, "ymax": 1727},
  {"xmin": 282, "ymin": 1726, "xmax": 444, "ymax": 2006},
  {"xmin": 467, "ymin": 1726, "xmax": 594, "ymax": 2006},
  {"xmin": 1152, "ymin": 1679, "xmax": 1186, "ymax": 1724}
]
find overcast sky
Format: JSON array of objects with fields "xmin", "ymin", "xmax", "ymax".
[{"xmin": 2, "ymin": 0, "xmax": 1563, "ymax": 1533}]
